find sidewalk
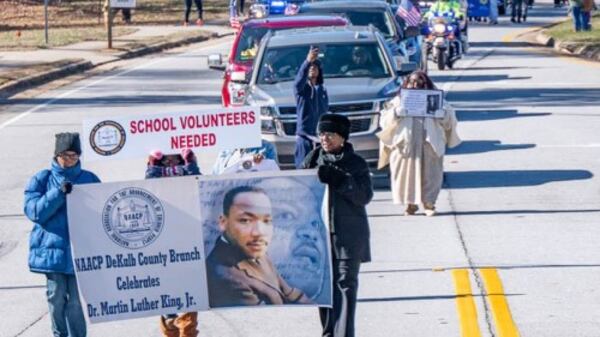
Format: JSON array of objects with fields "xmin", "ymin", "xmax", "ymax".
[{"xmin": 0, "ymin": 21, "xmax": 234, "ymax": 98}]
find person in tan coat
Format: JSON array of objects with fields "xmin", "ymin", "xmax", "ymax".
[
  {"xmin": 377, "ymin": 71, "xmax": 461, "ymax": 216},
  {"xmin": 206, "ymin": 186, "xmax": 311, "ymax": 307}
]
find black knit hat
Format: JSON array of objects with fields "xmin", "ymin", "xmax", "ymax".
[
  {"xmin": 317, "ymin": 113, "xmax": 350, "ymax": 140},
  {"xmin": 54, "ymin": 132, "xmax": 82, "ymax": 156}
]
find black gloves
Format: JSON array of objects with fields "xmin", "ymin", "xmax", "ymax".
[
  {"xmin": 61, "ymin": 181, "xmax": 73, "ymax": 194},
  {"xmin": 318, "ymin": 164, "xmax": 348, "ymax": 188}
]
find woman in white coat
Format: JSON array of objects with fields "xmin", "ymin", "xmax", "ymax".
[{"xmin": 377, "ymin": 71, "xmax": 461, "ymax": 216}]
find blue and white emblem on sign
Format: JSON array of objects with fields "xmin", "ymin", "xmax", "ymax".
[{"xmin": 102, "ymin": 187, "xmax": 165, "ymax": 249}]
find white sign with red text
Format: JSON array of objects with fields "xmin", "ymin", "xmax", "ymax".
[{"xmin": 81, "ymin": 107, "xmax": 261, "ymax": 162}]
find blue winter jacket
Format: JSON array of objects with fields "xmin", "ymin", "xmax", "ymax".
[
  {"xmin": 24, "ymin": 160, "xmax": 100, "ymax": 274},
  {"xmin": 294, "ymin": 60, "xmax": 329, "ymax": 138}
]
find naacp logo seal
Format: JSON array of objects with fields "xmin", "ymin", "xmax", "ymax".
[
  {"xmin": 102, "ymin": 187, "xmax": 164, "ymax": 249},
  {"xmin": 89, "ymin": 120, "xmax": 126, "ymax": 156}
]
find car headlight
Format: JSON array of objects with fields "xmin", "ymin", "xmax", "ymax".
[
  {"xmin": 260, "ymin": 106, "xmax": 276, "ymax": 117},
  {"xmin": 260, "ymin": 106, "xmax": 277, "ymax": 134},
  {"xmin": 433, "ymin": 23, "xmax": 446, "ymax": 34},
  {"xmin": 271, "ymin": 0, "xmax": 286, "ymax": 7}
]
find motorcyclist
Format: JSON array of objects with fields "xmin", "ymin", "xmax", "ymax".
[{"xmin": 423, "ymin": 0, "xmax": 468, "ymax": 53}]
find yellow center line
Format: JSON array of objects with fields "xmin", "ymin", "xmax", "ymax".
[
  {"xmin": 480, "ymin": 268, "xmax": 521, "ymax": 337},
  {"xmin": 452, "ymin": 269, "xmax": 483, "ymax": 337}
]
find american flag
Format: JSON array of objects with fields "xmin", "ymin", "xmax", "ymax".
[
  {"xmin": 229, "ymin": 5, "xmax": 241, "ymax": 29},
  {"xmin": 397, "ymin": 0, "xmax": 422, "ymax": 27}
]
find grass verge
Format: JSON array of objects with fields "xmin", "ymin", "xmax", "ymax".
[
  {"xmin": 546, "ymin": 13, "xmax": 600, "ymax": 44},
  {"xmin": 0, "ymin": 26, "xmax": 136, "ymax": 50}
]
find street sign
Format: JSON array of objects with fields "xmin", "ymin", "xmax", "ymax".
[{"xmin": 110, "ymin": 0, "xmax": 136, "ymax": 8}]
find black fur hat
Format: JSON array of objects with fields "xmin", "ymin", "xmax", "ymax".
[
  {"xmin": 317, "ymin": 113, "xmax": 350, "ymax": 140},
  {"xmin": 54, "ymin": 132, "xmax": 82, "ymax": 156}
]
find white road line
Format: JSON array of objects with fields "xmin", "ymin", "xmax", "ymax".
[{"xmin": 0, "ymin": 38, "xmax": 232, "ymax": 131}]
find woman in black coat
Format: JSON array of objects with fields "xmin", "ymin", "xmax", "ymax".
[{"xmin": 302, "ymin": 113, "xmax": 373, "ymax": 337}]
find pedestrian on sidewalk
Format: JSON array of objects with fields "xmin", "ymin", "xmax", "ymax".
[
  {"xmin": 229, "ymin": 0, "xmax": 246, "ymax": 16},
  {"xmin": 184, "ymin": 0, "xmax": 204, "ymax": 26},
  {"xmin": 489, "ymin": 0, "xmax": 499, "ymax": 24},
  {"xmin": 294, "ymin": 46, "xmax": 329, "ymax": 168},
  {"xmin": 145, "ymin": 148, "xmax": 200, "ymax": 337},
  {"xmin": 120, "ymin": 8, "xmax": 132, "ymax": 24},
  {"xmin": 568, "ymin": 0, "xmax": 584, "ymax": 31},
  {"xmin": 581, "ymin": 0, "xmax": 596, "ymax": 30},
  {"xmin": 24, "ymin": 132, "xmax": 101, "ymax": 337},
  {"xmin": 377, "ymin": 70, "xmax": 460, "ymax": 216},
  {"xmin": 302, "ymin": 114, "xmax": 373, "ymax": 337},
  {"xmin": 511, "ymin": 0, "xmax": 525, "ymax": 22}
]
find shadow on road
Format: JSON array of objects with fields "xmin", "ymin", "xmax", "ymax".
[
  {"xmin": 453, "ymin": 66, "xmax": 543, "ymax": 71},
  {"xmin": 456, "ymin": 109, "xmax": 551, "ymax": 121},
  {"xmin": 430, "ymin": 74, "xmax": 531, "ymax": 82},
  {"xmin": 448, "ymin": 88, "xmax": 600, "ymax": 107},
  {"xmin": 358, "ymin": 293, "xmax": 524, "ymax": 303},
  {"xmin": 361, "ymin": 263, "xmax": 600, "ymax": 275},
  {"xmin": 447, "ymin": 140, "xmax": 536, "ymax": 155},
  {"xmin": 444, "ymin": 169, "xmax": 593, "ymax": 188},
  {"xmin": 469, "ymin": 41, "xmax": 540, "ymax": 48}
]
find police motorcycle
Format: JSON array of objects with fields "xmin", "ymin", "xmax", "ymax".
[{"xmin": 421, "ymin": 10, "xmax": 464, "ymax": 71}]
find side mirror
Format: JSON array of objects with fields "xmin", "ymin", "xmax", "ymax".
[
  {"xmin": 231, "ymin": 71, "xmax": 249, "ymax": 84},
  {"xmin": 404, "ymin": 26, "xmax": 420, "ymax": 38},
  {"xmin": 208, "ymin": 54, "xmax": 226, "ymax": 71}
]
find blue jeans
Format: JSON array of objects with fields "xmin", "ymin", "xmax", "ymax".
[
  {"xmin": 46, "ymin": 273, "xmax": 87, "ymax": 337},
  {"xmin": 582, "ymin": 11, "xmax": 591, "ymax": 31},
  {"xmin": 571, "ymin": 6, "xmax": 583, "ymax": 31}
]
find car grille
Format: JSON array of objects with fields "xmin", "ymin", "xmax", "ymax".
[
  {"xmin": 278, "ymin": 102, "xmax": 374, "ymax": 115},
  {"xmin": 329, "ymin": 102, "xmax": 373, "ymax": 113},
  {"xmin": 279, "ymin": 107, "xmax": 297, "ymax": 115},
  {"xmin": 282, "ymin": 117, "xmax": 373, "ymax": 136}
]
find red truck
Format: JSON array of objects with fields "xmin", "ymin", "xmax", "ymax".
[{"xmin": 208, "ymin": 15, "xmax": 347, "ymax": 107}]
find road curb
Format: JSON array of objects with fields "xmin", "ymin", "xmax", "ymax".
[
  {"xmin": 535, "ymin": 28, "xmax": 600, "ymax": 62},
  {"xmin": 0, "ymin": 30, "xmax": 233, "ymax": 98},
  {"xmin": 0, "ymin": 59, "xmax": 93, "ymax": 98}
]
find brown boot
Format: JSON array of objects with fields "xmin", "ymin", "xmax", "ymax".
[
  {"xmin": 404, "ymin": 204, "xmax": 418, "ymax": 216},
  {"xmin": 175, "ymin": 312, "xmax": 198, "ymax": 337},
  {"xmin": 159, "ymin": 315, "xmax": 179, "ymax": 337}
]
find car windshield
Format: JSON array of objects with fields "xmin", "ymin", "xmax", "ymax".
[
  {"xmin": 301, "ymin": 9, "xmax": 395, "ymax": 38},
  {"xmin": 235, "ymin": 27, "xmax": 269, "ymax": 62},
  {"xmin": 257, "ymin": 43, "xmax": 391, "ymax": 84}
]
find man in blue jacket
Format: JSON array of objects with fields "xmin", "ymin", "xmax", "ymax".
[
  {"xmin": 294, "ymin": 46, "xmax": 329, "ymax": 168},
  {"xmin": 24, "ymin": 132, "xmax": 100, "ymax": 337}
]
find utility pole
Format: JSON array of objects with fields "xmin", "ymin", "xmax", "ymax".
[
  {"xmin": 107, "ymin": 0, "xmax": 113, "ymax": 49},
  {"xmin": 44, "ymin": 0, "xmax": 49, "ymax": 45}
]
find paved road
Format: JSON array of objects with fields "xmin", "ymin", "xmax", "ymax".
[{"xmin": 1, "ymin": 1, "xmax": 599, "ymax": 336}]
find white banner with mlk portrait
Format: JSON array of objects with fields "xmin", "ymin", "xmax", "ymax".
[
  {"xmin": 67, "ymin": 171, "xmax": 332, "ymax": 323},
  {"xmin": 68, "ymin": 176, "xmax": 209, "ymax": 323}
]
